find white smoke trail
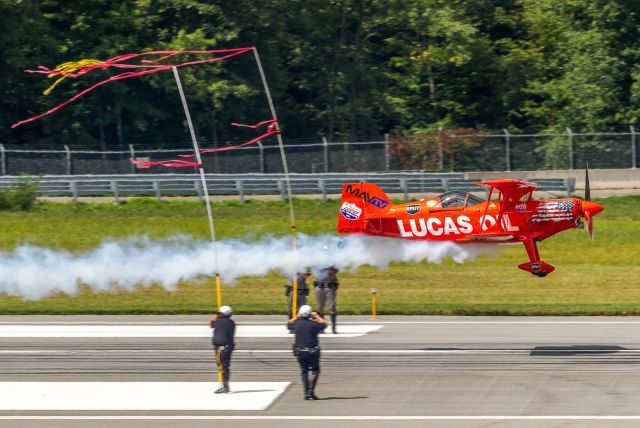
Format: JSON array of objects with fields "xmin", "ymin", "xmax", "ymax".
[{"xmin": 0, "ymin": 235, "xmax": 498, "ymax": 300}]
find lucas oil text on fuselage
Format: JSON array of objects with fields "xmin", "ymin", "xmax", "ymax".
[{"xmin": 337, "ymin": 180, "xmax": 603, "ymax": 277}]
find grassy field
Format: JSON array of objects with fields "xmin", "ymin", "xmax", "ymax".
[{"xmin": 0, "ymin": 195, "xmax": 639, "ymax": 315}]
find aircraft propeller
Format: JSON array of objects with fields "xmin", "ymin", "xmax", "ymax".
[{"xmin": 580, "ymin": 163, "xmax": 603, "ymax": 240}]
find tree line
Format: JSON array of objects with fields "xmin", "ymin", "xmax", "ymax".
[{"xmin": 2, "ymin": 0, "xmax": 639, "ymax": 154}]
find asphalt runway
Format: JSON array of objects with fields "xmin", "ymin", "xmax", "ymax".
[{"xmin": 2, "ymin": 315, "xmax": 640, "ymax": 427}]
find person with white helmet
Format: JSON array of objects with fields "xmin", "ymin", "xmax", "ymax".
[
  {"xmin": 287, "ymin": 304, "xmax": 327, "ymax": 400},
  {"xmin": 209, "ymin": 305, "xmax": 236, "ymax": 394}
]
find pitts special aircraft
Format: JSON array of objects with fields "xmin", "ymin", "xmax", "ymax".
[{"xmin": 337, "ymin": 170, "xmax": 603, "ymax": 277}]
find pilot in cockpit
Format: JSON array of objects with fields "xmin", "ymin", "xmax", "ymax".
[{"xmin": 435, "ymin": 191, "xmax": 484, "ymax": 208}]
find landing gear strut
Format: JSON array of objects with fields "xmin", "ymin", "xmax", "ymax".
[{"xmin": 518, "ymin": 237, "xmax": 555, "ymax": 277}]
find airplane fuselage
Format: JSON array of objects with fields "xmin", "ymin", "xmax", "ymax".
[{"xmin": 361, "ymin": 199, "xmax": 581, "ymax": 243}]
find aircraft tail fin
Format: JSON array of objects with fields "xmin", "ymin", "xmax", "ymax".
[{"xmin": 337, "ymin": 182, "xmax": 391, "ymax": 235}]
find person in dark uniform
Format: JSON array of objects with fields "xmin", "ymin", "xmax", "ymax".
[
  {"xmin": 208, "ymin": 305, "xmax": 235, "ymax": 394},
  {"xmin": 287, "ymin": 304, "xmax": 327, "ymax": 400},
  {"xmin": 314, "ymin": 266, "xmax": 339, "ymax": 333},
  {"xmin": 286, "ymin": 271, "xmax": 311, "ymax": 318}
]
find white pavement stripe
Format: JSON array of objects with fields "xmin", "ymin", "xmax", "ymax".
[
  {"xmin": 0, "ymin": 322, "xmax": 204, "ymax": 325},
  {"xmin": 0, "ymin": 382, "xmax": 288, "ymax": 411},
  {"xmin": 5, "ymin": 320, "xmax": 640, "ymax": 325},
  {"xmin": 1, "ymin": 349, "xmax": 638, "ymax": 355},
  {"xmin": 361, "ymin": 321, "xmax": 640, "ymax": 324},
  {"xmin": 2, "ymin": 416, "xmax": 640, "ymax": 420},
  {"xmin": 0, "ymin": 325, "xmax": 382, "ymax": 338}
]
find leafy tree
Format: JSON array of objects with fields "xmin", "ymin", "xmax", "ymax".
[
  {"xmin": 3, "ymin": 0, "xmax": 640, "ymax": 164},
  {"xmin": 518, "ymin": 0, "xmax": 629, "ymax": 132},
  {"xmin": 0, "ymin": 0, "xmax": 56, "ymax": 147}
]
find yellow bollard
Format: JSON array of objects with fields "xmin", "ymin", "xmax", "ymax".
[
  {"xmin": 371, "ymin": 288, "xmax": 377, "ymax": 320},
  {"xmin": 215, "ymin": 273, "xmax": 222, "ymax": 309},
  {"xmin": 291, "ymin": 276, "xmax": 298, "ymax": 319}
]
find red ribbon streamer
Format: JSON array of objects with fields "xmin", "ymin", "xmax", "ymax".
[
  {"xmin": 12, "ymin": 48, "xmax": 254, "ymax": 128},
  {"xmin": 129, "ymin": 158, "xmax": 203, "ymax": 168},
  {"xmin": 129, "ymin": 120, "xmax": 279, "ymax": 168},
  {"xmin": 230, "ymin": 119, "xmax": 277, "ymax": 131}
]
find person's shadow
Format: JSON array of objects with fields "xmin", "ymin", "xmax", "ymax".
[
  {"xmin": 315, "ymin": 396, "xmax": 368, "ymax": 401},
  {"xmin": 229, "ymin": 389, "xmax": 277, "ymax": 394}
]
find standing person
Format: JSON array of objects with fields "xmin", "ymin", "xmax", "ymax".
[
  {"xmin": 314, "ymin": 266, "xmax": 340, "ymax": 333},
  {"xmin": 208, "ymin": 305, "xmax": 235, "ymax": 394},
  {"xmin": 286, "ymin": 270, "xmax": 311, "ymax": 319},
  {"xmin": 287, "ymin": 304, "xmax": 327, "ymax": 400}
]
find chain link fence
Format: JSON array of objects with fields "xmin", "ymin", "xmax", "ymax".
[{"xmin": 1, "ymin": 129, "xmax": 638, "ymax": 175}]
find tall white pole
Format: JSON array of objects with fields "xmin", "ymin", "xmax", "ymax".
[
  {"xmin": 503, "ymin": 128, "xmax": 511, "ymax": 172},
  {"xmin": 566, "ymin": 127, "xmax": 574, "ymax": 171},
  {"xmin": 172, "ymin": 66, "xmax": 222, "ymax": 309},
  {"xmin": 631, "ymin": 125, "xmax": 637, "ymax": 169},
  {"xmin": 252, "ymin": 48, "xmax": 299, "ymax": 317}
]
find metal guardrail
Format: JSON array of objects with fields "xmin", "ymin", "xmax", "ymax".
[{"xmin": 0, "ymin": 173, "xmax": 575, "ymax": 202}]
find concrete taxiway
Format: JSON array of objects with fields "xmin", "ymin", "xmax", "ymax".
[{"xmin": 2, "ymin": 315, "xmax": 640, "ymax": 427}]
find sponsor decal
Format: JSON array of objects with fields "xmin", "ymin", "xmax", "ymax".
[
  {"xmin": 481, "ymin": 214, "xmax": 519, "ymax": 232},
  {"xmin": 406, "ymin": 204, "xmax": 421, "ymax": 215},
  {"xmin": 516, "ymin": 203, "xmax": 527, "ymax": 212},
  {"xmin": 397, "ymin": 215, "xmax": 473, "ymax": 237},
  {"xmin": 489, "ymin": 203, "xmax": 497, "ymax": 209},
  {"xmin": 340, "ymin": 202, "xmax": 362, "ymax": 220},
  {"xmin": 531, "ymin": 200, "xmax": 574, "ymax": 223},
  {"xmin": 370, "ymin": 196, "xmax": 390, "ymax": 209},
  {"xmin": 480, "ymin": 214, "xmax": 497, "ymax": 231},
  {"xmin": 345, "ymin": 184, "xmax": 390, "ymax": 209},
  {"xmin": 345, "ymin": 184, "xmax": 362, "ymax": 196},
  {"xmin": 531, "ymin": 263, "xmax": 541, "ymax": 271},
  {"xmin": 398, "ymin": 213, "xmax": 521, "ymax": 237},
  {"xmin": 501, "ymin": 214, "xmax": 520, "ymax": 232}
]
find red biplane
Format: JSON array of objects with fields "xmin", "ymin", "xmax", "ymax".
[{"xmin": 337, "ymin": 171, "xmax": 603, "ymax": 276}]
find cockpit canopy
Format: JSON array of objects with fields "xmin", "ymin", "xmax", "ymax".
[{"xmin": 437, "ymin": 190, "xmax": 484, "ymax": 208}]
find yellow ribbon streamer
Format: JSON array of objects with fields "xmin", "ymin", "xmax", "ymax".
[{"xmin": 43, "ymin": 59, "xmax": 105, "ymax": 95}]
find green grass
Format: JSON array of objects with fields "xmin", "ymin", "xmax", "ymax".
[
  {"xmin": 1, "ymin": 195, "xmax": 639, "ymax": 315},
  {"xmin": 0, "ymin": 198, "xmax": 337, "ymax": 251}
]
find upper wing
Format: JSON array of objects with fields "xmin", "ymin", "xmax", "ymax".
[{"xmin": 474, "ymin": 179, "xmax": 537, "ymax": 196}]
